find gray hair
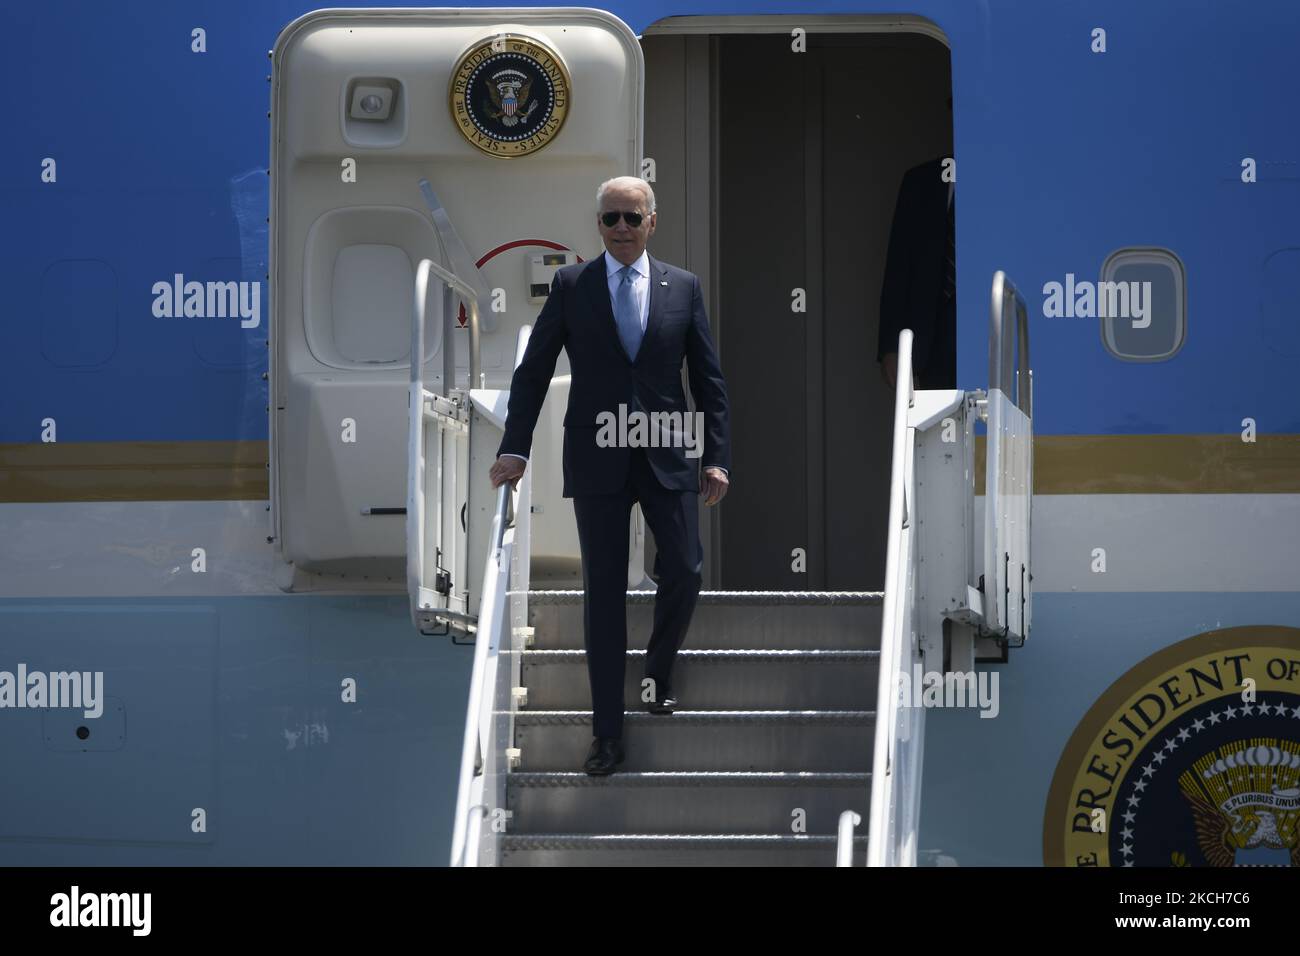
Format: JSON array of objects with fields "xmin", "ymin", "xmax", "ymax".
[{"xmin": 596, "ymin": 175, "xmax": 656, "ymax": 214}]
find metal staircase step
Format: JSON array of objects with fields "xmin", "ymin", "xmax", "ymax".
[
  {"xmin": 499, "ymin": 832, "xmax": 869, "ymax": 867},
  {"xmin": 507, "ymin": 770, "xmax": 870, "ymax": 833},
  {"xmin": 513, "ymin": 710, "xmax": 876, "ymax": 772},
  {"xmin": 528, "ymin": 590, "xmax": 885, "ymax": 605},
  {"xmin": 528, "ymin": 590, "xmax": 882, "ymax": 651},
  {"xmin": 521, "ymin": 648, "xmax": 880, "ymax": 710}
]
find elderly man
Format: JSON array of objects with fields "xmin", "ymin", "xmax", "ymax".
[{"xmin": 488, "ymin": 175, "xmax": 731, "ymax": 775}]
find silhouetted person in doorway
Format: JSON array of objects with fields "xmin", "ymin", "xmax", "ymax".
[{"xmin": 878, "ymin": 151, "xmax": 956, "ymax": 391}]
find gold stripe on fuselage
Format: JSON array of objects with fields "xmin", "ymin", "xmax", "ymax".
[
  {"xmin": 0, "ymin": 441, "xmax": 268, "ymax": 502},
  {"xmin": 1, "ymin": 434, "xmax": 1298, "ymax": 502},
  {"xmin": 975, "ymin": 433, "xmax": 1300, "ymax": 495}
]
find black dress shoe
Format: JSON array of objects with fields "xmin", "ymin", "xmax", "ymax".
[
  {"xmin": 647, "ymin": 686, "xmax": 677, "ymax": 715},
  {"xmin": 583, "ymin": 736, "xmax": 625, "ymax": 775}
]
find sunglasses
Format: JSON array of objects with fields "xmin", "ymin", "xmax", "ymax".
[{"xmin": 600, "ymin": 210, "xmax": 645, "ymax": 228}]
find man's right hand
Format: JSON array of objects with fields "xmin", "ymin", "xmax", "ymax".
[{"xmin": 489, "ymin": 455, "xmax": 526, "ymax": 489}]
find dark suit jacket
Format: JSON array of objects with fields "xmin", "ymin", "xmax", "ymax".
[
  {"xmin": 497, "ymin": 251, "xmax": 731, "ymax": 498},
  {"xmin": 877, "ymin": 156, "xmax": 956, "ymax": 389}
]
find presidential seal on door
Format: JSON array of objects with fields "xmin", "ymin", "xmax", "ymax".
[{"xmin": 449, "ymin": 33, "xmax": 571, "ymax": 158}]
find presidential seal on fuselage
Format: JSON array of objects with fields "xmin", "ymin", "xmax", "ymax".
[{"xmin": 1044, "ymin": 626, "xmax": 1300, "ymax": 867}]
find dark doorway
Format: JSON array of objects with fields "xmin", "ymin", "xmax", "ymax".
[{"xmin": 643, "ymin": 28, "xmax": 953, "ymax": 591}]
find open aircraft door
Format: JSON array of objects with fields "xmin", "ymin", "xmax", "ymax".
[{"xmin": 267, "ymin": 9, "xmax": 644, "ymax": 627}]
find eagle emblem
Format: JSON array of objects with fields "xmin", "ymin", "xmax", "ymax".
[
  {"xmin": 485, "ymin": 69, "xmax": 537, "ymax": 127},
  {"xmin": 1179, "ymin": 743, "xmax": 1300, "ymax": 866}
]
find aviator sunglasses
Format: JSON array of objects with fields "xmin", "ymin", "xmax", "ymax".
[{"xmin": 600, "ymin": 210, "xmax": 646, "ymax": 228}]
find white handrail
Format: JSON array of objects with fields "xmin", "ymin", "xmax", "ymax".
[
  {"xmin": 407, "ymin": 260, "xmax": 435, "ymax": 632},
  {"xmin": 988, "ymin": 271, "xmax": 1031, "ymax": 415},
  {"xmin": 449, "ymin": 481, "xmax": 513, "ymax": 866},
  {"xmin": 836, "ymin": 810, "xmax": 861, "ymax": 866},
  {"xmin": 448, "ymin": 326, "xmax": 534, "ymax": 866},
  {"xmin": 867, "ymin": 328, "xmax": 915, "ymax": 867}
]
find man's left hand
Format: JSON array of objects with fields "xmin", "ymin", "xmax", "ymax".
[{"xmin": 701, "ymin": 466, "xmax": 729, "ymax": 506}]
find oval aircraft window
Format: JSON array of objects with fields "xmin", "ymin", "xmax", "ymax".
[{"xmin": 1099, "ymin": 247, "xmax": 1186, "ymax": 361}]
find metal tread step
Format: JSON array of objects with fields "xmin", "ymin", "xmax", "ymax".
[
  {"xmin": 521, "ymin": 648, "xmax": 881, "ymax": 661},
  {"xmin": 501, "ymin": 833, "xmax": 869, "ymax": 848},
  {"xmin": 520, "ymin": 647, "xmax": 880, "ymax": 709},
  {"xmin": 512, "ymin": 710, "xmax": 876, "ymax": 772},
  {"xmin": 513, "ymin": 709, "xmax": 876, "ymax": 725},
  {"xmin": 508, "ymin": 770, "xmax": 871, "ymax": 787},
  {"xmin": 505, "ymin": 770, "xmax": 872, "ymax": 834},
  {"xmin": 529, "ymin": 601, "xmax": 881, "ymax": 651},
  {"xmin": 526, "ymin": 589, "xmax": 883, "ymax": 606},
  {"xmin": 498, "ymin": 830, "xmax": 870, "ymax": 865}
]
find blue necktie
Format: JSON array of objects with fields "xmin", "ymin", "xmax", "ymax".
[{"xmin": 614, "ymin": 264, "xmax": 642, "ymax": 361}]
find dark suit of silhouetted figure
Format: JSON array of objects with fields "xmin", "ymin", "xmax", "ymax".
[{"xmin": 878, "ymin": 156, "xmax": 956, "ymax": 389}]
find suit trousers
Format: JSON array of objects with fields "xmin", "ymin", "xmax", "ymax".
[{"xmin": 571, "ymin": 445, "xmax": 704, "ymax": 739}]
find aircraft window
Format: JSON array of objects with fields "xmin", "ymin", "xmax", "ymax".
[{"xmin": 1099, "ymin": 247, "xmax": 1186, "ymax": 361}]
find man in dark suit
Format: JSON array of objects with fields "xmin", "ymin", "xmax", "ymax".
[
  {"xmin": 488, "ymin": 175, "xmax": 731, "ymax": 775},
  {"xmin": 877, "ymin": 154, "xmax": 956, "ymax": 390}
]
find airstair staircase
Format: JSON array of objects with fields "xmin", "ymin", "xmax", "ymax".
[{"xmin": 429, "ymin": 271, "xmax": 1034, "ymax": 867}]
